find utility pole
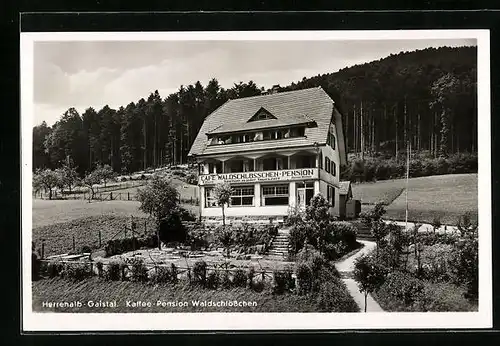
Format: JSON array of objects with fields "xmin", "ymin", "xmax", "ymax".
[
  {"xmin": 361, "ymin": 100, "xmax": 364, "ymax": 161},
  {"xmin": 405, "ymin": 139, "xmax": 411, "ymax": 231}
]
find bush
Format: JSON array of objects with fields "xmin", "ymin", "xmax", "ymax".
[
  {"xmin": 81, "ymin": 245, "xmax": 92, "ymax": 254},
  {"xmin": 449, "ymin": 235, "xmax": 478, "ymax": 301},
  {"xmin": 192, "ymin": 260, "xmax": 207, "ymax": 287},
  {"xmin": 129, "ymin": 258, "xmax": 148, "ymax": 282},
  {"xmin": 105, "ymin": 234, "xmax": 158, "ymax": 257},
  {"xmin": 96, "ymin": 261, "xmax": 104, "ymax": 278},
  {"xmin": 62, "ymin": 262, "xmax": 93, "ymax": 281},
  {"xmin": 377, "ymin": 271, "xmax": 425, "ymax": 307},
  {"xmin": 417, "ymin": 281, "xmax": 477, "ymax": 312},
  {"xmin": 105, "ymin": 261, "xmax": 121, "ymax": 281},
  {"xmin": 296, "ymin": 262, "xmax": 314, "ymax": 295},
  {"xmin": 32, "ymin": 252, "xmax": 41, "ymax": 281},
  {"xmin": 316, "ymin": 279, "xmax": 360, "ymax": 312},
  {"xmin": 272, "ymin": 269, "xmax": 293, "ymax": 295},
  {"xmin": 206, "ymin": 271, "xmax": 219, "ymax": 289},
  {"xmin": 47, "ymin": 261, "xmax": 64, "ymax": 278},
  {"xmin": 232, "ymin": 269, "xmax": 247, "ymax": 288}
]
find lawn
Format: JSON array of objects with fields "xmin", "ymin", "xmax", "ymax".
[
  {"xmin": 32, "ymin": 215, "xmax": 157, "ymax": 257},
  {"xmin": 352, "ymin": 174, "xmax": 478, "ymax": 225},
  {"xmin": 33, "ymin": 199, "xmax": 199, "ymax": 229},
  {"xmin": 32, "ymin": 277, "xmax": 319, "ymax": 313}
]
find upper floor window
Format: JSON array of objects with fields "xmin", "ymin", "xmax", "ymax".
[
  {"xmin": 327, "ymin": 132, "xmax": 336, "ymax": 149},
  {"xmin": 248, "ymin": 107, "xmax": 277, "ymax": 122}
]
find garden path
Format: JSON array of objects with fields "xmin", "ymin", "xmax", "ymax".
[{"xmin": 334, "ymin": 240, "xmax": 384, "ymax": 312}]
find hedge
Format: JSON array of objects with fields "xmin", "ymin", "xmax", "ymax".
[
  {"xmin": 343, "ymin": 152, "xmax": 478, "ymax": 182},
  {"xmin": 104, "ymin": 233, "xmax": 159, "ymax": 257}
]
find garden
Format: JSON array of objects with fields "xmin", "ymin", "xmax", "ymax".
[
  {"xmin": 32, "ymin": 178, "xmax": 362, "ymax": 313},
  {"xmin": 352, "ymin": 203, "xmax": 479, "ymax": 312}
]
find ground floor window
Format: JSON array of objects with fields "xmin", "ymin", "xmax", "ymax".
[
  {"xmin": 296, "ymin": 181, "xmax": 315, "ymax": 206},
  {"xmin": 205, "ymin": 188, "xmax": 218, "ymax": 208},
  {"xmin": 262, "ymin": 184, "xmax": 289, "ymax": 206},
  {"xmin": 230, "ymin": 186, "xmax": 255, "ymax": 206}
]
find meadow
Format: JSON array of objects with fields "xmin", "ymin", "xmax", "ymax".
[
  {"xmin": 32, "ymin": 277, "xmax": 320, "ymax": 313},
  {"xmin": 352, "ymin": 173, "xmax": 478, "ymax": 225}
]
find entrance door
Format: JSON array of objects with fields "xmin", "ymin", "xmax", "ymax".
[{"xmin": 297, "ymin": 188, "xmax": 306, "ymax": 209}]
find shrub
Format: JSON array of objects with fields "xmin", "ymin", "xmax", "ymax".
[
  {"xmin": 273, "ymin": 269, "xmax": 293, "ymax": 295},
  {"xmin": 129, "ymin": 258, "xmax": 148, "ymax": 282},
  {"xmin": 316, "ymin": 279, "xmax": 360, "ymax": 312},
  {"xmin": 232, "ymin": 269, "xmax": 247, "ymax": 288},
  {"xmin": 47, "ymin": 261, "xmax": 63, "ymax": 278},
  {"xmin": 206, "ymin": 271, "xmax": 219, "ymax": 289},
  {"xmin": 105, "ymin": 261, "xmax": 121, "ymax": 281},
  {"xmin": 96, "ymin": 261, "xmax": 104, "ymax": 278},
  {"xmin": 105, "ymin": 234, "xmax": 158, "ymax": 257},
  {"xmin": 378, "ymin": 271, "xmax": 425, "ymax": 307},
  {"xmin": 296, "ymin": 262, "xmax": 314, "ymax": 295},
  {"xmin": 247, "ymin": 267, "xmax": 256, "ymax": 289},
  {"xmin": 219, "ymin": 270, "xmax": 232, "ymax": 289},
  {"xmin": 185, "ymin": 172, "xmax": 198, "ymax": 185},
  {"xmin": 417, "ymin": 281, "xmax": 476, "ymax": 312},
  {"xmin": 192, "ymin": 260, "xmax": 207, "ymax": 287},
  {"xmin": 62, "ymin": 262, "xmax": 93, "ymax": 281},
  {"xmin": 81, "ymin": 245, "xmax": 92, "ymax": 254},
  {"xmin": 32, "ymin": 252, "xmax": 41, "ymax": 281},
  {"xmin": 449, "ymin": 235, "xmax": 478, "ymax": 301}
]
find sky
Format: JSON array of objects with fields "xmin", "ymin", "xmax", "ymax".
[{"xmin": 33, "ymin": 38, "xmax": 476, "ymax": 126}]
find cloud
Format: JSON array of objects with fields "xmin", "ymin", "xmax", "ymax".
[{"xmin": 33, "ymin": 38, "xmax": 476, "ymax": 126}]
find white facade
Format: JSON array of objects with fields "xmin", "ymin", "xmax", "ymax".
[{"xmin": 188, "ymin": 87, "xmax": 347, "ymax": 224}]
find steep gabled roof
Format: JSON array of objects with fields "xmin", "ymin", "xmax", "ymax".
[{"xmin": 188, "ymin": 86, "xmax": 346, "ymax": 164}]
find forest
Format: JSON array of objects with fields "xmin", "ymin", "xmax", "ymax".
[{"xmin": 33, "ymin": 45, "xmax": 477, "ymax": 176}]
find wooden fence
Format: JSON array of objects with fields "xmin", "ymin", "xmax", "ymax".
[
  {"xmin": 33, "ymin": 190, "xmax": 199, "ymax": 205},
  {"xmin": 37, "ymin": 258, "xmax": 291, "ymax": 284}
]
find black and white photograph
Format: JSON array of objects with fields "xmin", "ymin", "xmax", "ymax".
[{"xmin": 21, "ymin": 30, "xmax": 492, "ymax": 331}]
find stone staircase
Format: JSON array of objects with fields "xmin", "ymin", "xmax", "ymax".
[{"xmin": 267, "ymin": 229, "xmax": 290, "ymax": 259}]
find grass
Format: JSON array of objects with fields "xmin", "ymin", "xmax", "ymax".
[
  {"xmin": 32, "ymin": 215, "xmax": 157, "ymax": 257},
  {"xmin": 352, "ymin": 174, "xmax": 478, "ymax": 225},
  {"xmin": 32, "ymin": 277, "xmax": 321, "ymax": 313},
  {"xmin": 33, "ymin": 198, "xmax": 199, "ymax": 229},
  {"xmin": 373, "ymin": 280, "xmax": 477, "ymax": 312}
]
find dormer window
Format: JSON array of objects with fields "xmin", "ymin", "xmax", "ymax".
[{"xmin": 248, "ymin": 107, "xmax": 277, "ymax": 122}]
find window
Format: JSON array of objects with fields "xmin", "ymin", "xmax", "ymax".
[
  {"xmin": 230, "ymin": 186, "xmax": 254, "ymax": 206},
  {"xmin": 296, "ymin": 182, "xmax": 315, "ymax": 206},
  {"xmin": 331, "ymin": 161, "xmax": 336, "ymax": 176},
  {"xmin": 327, "ymin": 186, "xmax": 336, "ymax": 207},
  {"xmin": 205, "ymin": 188, "xmax": 218, "ymax": 208},
  {"xmin": 248, "ymin": 108, "xmax": 277, "ymax": 122},
  {"xmin": 325, "ymin": 157, "xmax": 331, "ymax": 173},
  {"xmin": 327, "ymin": 131, "xmax": 336, "ymax": 149},
  {"xmin": 262, "ymin": 184, "xmax": 289, "ymax": 206}
]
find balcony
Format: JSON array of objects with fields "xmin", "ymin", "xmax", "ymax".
[{"xmin": 198, "ymin": 167, "xmax": 319, "ymax": 186}]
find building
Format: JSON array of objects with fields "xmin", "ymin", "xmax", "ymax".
[
  {"xmin": 338, "ymin": 181, "xmax": 353, "ymax": 219},
  {"xmin": 188, "ymin": 86, "xmax": 347, "ymax": 223}
]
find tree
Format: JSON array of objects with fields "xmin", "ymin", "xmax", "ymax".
[
  {"xmin": 59, "ymin": 157, "xmax": 79, "ymax": 192},
  {"xmin": 137, "ymin": 175, "xmax": 180, "ymax": 250},
  {"xmin": 215, "ymin": 225, "xmax": 234, "ymax": 258},
  {"xmin": 82, "ymin": 171, "xmax": 101, "ymax": 201},
  {"xmin": 33, "ymin": 168, "xmax": 62, "ymax": 200},
  {"xmin": 95, "ymin": 164, "xmax": 116, "ymax": 187},
  {"xmin": 213, "ymin": 182, "xmax": 233, "ymax": 227},
  {"xmin": 353, "ymin": 255, "xmax": 388, "ymax": 312},
  {"xmin": 370, "ymin": 220, "xmax": 389, "ymax": 257}
]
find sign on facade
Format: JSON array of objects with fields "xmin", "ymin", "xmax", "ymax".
[{"xmin": 199, "ymin": 168, "xmax": 318, "ymax": 185}]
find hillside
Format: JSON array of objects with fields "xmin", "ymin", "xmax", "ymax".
[{"xmin": 33, "ymin": 45, "xmax": 477, "ymax": 176}]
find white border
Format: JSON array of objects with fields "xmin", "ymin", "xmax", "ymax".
[{"xmin": 21, "ymin": 30, "xmax": 492, "ymax": 331}]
